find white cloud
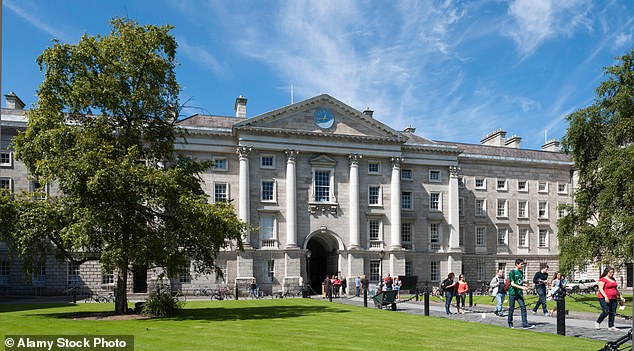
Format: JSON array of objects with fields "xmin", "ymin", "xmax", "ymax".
[
  {"xmin": 177, "ymin": 37, "xmax": 224, "ymax": 76},
  {"xmin": 4, "ymin": 0, "xmax": 72, "ymax": 42},
  {"xmin": 614, "ymin": 33, "xmax": 632, "ymax": 48}
]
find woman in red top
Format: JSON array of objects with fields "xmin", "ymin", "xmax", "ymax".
[
  {"xmin": 595, "ymin": 266, "xmax": 625, "ymax": 330},
  {"xmin": 455, "ymin": 274, "xmax": 469, "ymax": 314}
]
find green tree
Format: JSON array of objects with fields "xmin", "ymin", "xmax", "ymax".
[
  {"xmin": 7, "ymin": 18, "xmax": 244, "ymax": 314},
  {"xmin": 559, "ymin": 49, "xmax": 634, "ymax": 273}
]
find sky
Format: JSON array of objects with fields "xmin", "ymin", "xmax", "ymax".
[{"xmin": 2, "ymin": 0, "xmax": 633, "ymax": 150}]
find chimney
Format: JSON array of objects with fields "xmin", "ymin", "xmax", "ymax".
[
  {"xmin": 234, "ymin": 95, "xmax": 247, "ymax": 118},
  {"xmin": 541, "ymin": 139, "xmax": 561, "ymax": 152},
  {"xmin": 504, "ymin": 135, "xmax": 522, "ymax": 149},
  {"xmin": 403, "ymin": 125, "xmax": 416, "ymax": 133},
  {"xmin": 362, "ymin": 106, "xmax": 374, "ymax": 118},
  {"xmin": 480, "ymin": 129, "xmax": 507, "ymax": 146},
  {"xmin": 5, "ymin": 92, "xmax": 25, "ymax": 110}
]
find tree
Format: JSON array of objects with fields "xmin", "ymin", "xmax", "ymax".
[
  {"xmin": 7, "ymin": 18, "xmax": 245, "ymax": 314},
  {"xmin": 559, "ymin": 49, "xmax": 634, "ymax": 273}
]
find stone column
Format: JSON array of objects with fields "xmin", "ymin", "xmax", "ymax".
[
  {"xmin": 447, "ymin": 166, "xmax": 460, "ymax": 251},
  {"xmin": 348, "ymin": 154, "xmax": 362, "ymax": 250},
  {"xmin": 390, "ymin": 157, "xmax": 402, "ymax": 250},
  {"xmin": 237, "ymin": 146, "xmax": 252, "ymax": 247},
  {"xmin": 285, "ymin": 150, "xmax": 299, "ymax": 248}
]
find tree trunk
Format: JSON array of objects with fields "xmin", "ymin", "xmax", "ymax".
[{"xmin": 115, "ymin": 265, "xmax": 128, "ymax": 314}]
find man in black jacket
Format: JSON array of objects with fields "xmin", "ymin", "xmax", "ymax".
[{"xmin": 531, "ymin": 264, "xmax": 550, "ymax": 316}]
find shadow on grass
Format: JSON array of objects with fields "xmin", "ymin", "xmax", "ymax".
[{"xmin": 0, "ymin": 303, "xmax": 79, "ymax": 313}]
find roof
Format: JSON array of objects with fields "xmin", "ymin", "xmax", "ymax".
[
  {"xmin": 434, "ymin": 140, "xmax": 572, "ymax": 163},
  {"xmin": 177, "ymin": 114, "xmax": 245, "ymax": 128}
]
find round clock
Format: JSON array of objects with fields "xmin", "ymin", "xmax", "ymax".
[{"xmin": 313, "ymin": 107, "xmax": 334, "ymax": 129}]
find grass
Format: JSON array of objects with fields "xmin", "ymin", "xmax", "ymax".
[{"xmin": 0, "ymin": 299, "xmax": 606, "ymax": 351}]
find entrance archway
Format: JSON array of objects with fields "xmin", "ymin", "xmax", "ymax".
[{"xmin": 305, "ymin": 232, "xmax": 341, "ymax": 294}]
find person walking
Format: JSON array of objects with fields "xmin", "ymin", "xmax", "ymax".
[
  {"xmin": 355, "ymin": 276, "xmax": 361, "ymax": 297},
  {"xmin": 531, "ymin": 263, "xmax": 550, "ymax": 316},
  {"xmin": 393, "ymin": 275, "xmax": 402, "ymax": 299},
  {"xmin": 595, "ymin": 266, "xmax": 626, "ymax": 331},
  {"xmin": 441, "ymin": 272, "xmax": 457, "ymax": 315},
  {"xmin": 490, "ymin": 269, "xmax": 507, "ymax": 317},
  {"xmin": 548, "ymin": 271, "xmax": 563, "ymax": 316},
  {"xmin": 455, "ymin": 274, "xmax": 469, "ymax": 314},
  {"xmin": 507, "ymin": 258, "xmax": 534, "ymax": 329},
  {"xmin": 341, "ymin": 276, "xmax": 347, "ymax": 296}
]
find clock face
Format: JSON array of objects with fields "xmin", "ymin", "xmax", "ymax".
[{"xmin": 313, "ymin": 108, "xmax": 335, "ymax": 129}]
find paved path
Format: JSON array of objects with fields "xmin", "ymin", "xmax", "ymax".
[{"xmin": 329, "ymin": 295, "xmax": 631, "ymax": 344}]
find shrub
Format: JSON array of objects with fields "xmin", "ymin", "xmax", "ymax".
[{"xmin": 142, "ymin": 289, "xmax": 183, "ymax": 317}]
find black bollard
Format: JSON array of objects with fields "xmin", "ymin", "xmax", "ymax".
[
  {"xmin": 424, "ymin": 289, "xmax": 430, "ymax": 316},
  {"xmin": 469, "ymin": 290, "xmax": 473, "ymax": 307},
  {"xmin": 415, "ymin": 288, "xmax": 419, "ymax": 302},
  {"xmin": 363, "ymin": 288, "xmax": 367, "ymax": 307},
  {"xmin": 556, "ymin": 296, "xmax": 565, "ymax": 336},
  {"xmin": 329, "ymin": 286, "xmax": 333, "ymax": 302},
  {"xmin": 73, "ymin": 288, "xmax": 77, "ymax": 304},
  {"xmin": 235, "ymin": 285, "xmax": 239, "ymax": 300}
]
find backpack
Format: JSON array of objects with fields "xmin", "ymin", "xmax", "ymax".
[{"xmin": 499, "ymin": 278, "xmax": 510, "ymax": 293}]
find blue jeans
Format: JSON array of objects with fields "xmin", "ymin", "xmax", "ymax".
[
  {"xmin": 532, "ymin": 286, "xmax": 548, "ymax": 313},
  {"xmin": 597, "ymin": 298, "xmax": 618, "ymax": 327},
  {"xmin": 507, "ymin": 294, "xmax": 529, "ymax": 327},
  {"xmin": 495, "ymin": 292, "xmax": 506, "ymax": 314},
  {"xmin": 445, "ymin": 291, "xmax": 454, "ymax": 314},
  {"xmin": 355, "ymin": 286, "xmax": 360, "ymax": 297}
]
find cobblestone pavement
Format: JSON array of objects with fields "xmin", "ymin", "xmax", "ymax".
[{"xmin": 330, "ymin": 295, "xmax": 632, "ymax": 345}]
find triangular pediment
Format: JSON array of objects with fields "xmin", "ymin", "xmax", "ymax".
[
  {"xmin": 309, "ymin": 154, "xmax": 337, "ymax": 167},
  {"xmin": 234, "ymin": 94, "xmax": 406, "ymax": 143}
]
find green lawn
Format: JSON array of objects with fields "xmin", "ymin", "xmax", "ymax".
[{"xmin": 0, "ymin": 299, "xmax": 605, "ymax": 351}]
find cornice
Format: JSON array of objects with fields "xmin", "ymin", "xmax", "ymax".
[{"xmin": 233, "ymin": 126, "xmax": 405, "ymax": 144}]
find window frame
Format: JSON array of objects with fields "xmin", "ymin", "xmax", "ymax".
[
  {"xmin": 429, "ymin": 192, "xmax": 441, "ymax": 211},
  {"xmin": 517, "ymin": 180, "xmax": 528, "ymax": 192},
  {"xmin": 496, "ymin": 199, "xmax": 508, "ymax": 218},
  {"xmin": 0, "ymin": 177, "xmax": 13, "ymax": 193},
  {"xmin": 260, "ymin": 179, "xmax": 277, "ymax": 203},
  {"xmin": 367, "ymin": 161, "xmax": 381, "ymax": 175},
  {"xmin": 429, "ymin": 223, "xmax": 441, "ymax": 244},
  {"xmin": 401, "ymin": 222, "xmax": 413, "ymax": 247},
  {"xmin": 214, "ymin": 182, "xmax": 229, "ymax": 203},
  {"xmin": 368, "ymin": 218, "xmax": 383, "ymax": 249},
  {"xmin": 259, "ymin": 214, "xmax": 278, "ymax": 248},
  {"xmin": 475, "ymin": 198, "xmax": 486, "ymax": 217},
  {"xmin": 212, "ymin": 157, "xmax": 228, "ymax": 171},
  {"xmin": 538, "ymin": 228, "xmax": 549, "ymax": 248},
  {"xmin": 538, "ymin": 181, "xmax": 548, "ymax": 193},
  {"xmin": 497, "ymin": 227, "xmax": 508, "ymax": 246},
  {"xmin": 260, "ymin": 154, "xmax": 275, "ymax": 169},
  {"xmin": 557, "ymin": 182, "xmax": 568, "ymax": 194},
  {"xmin": 0, "ymin": 151, "xmax": 12, "ymax": 167},
  {"xmin": 518, "ymin": 200, "xmax": 528, "ymax": 218},
  {"xmin": 497, "ymin": 178, "xmax": 508, "ymax": 191},
  {"xmin": 518, "ymin": 227, "xmax": 529, "ymax": 248},
  {"xmin": 475, "ymin": 177, "xmax": 486, "ymax": 190},
  {"xmin": 312, "ymin": 168, "xmax": 335, "ymax": 203},
  {"xmin": 400, "ymin": 168, "xmax": 413, "ymax": 180},
  {"xmin": 429, "ymin": 169, "xmax": 441, "ymax": 183},
  {"xmin": 538, "ymin": 201, "xmax": 549, "ymax": 219},
  {"xmin": 368, "ymin": 185, "xmax": 382, "ymax": 206},
  {"xmin": 401, "ymin": 191, "xmax": 413, "ymax": 210},
  {"xmin": 475, "ymin": 227, "xmax": 486, "ymax": 247},
  {"xmin": 430, "ymin": 261, "xmax": 440, "ymax": 281}
]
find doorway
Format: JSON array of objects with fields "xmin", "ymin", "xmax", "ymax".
[{"xmin": 306, "ymin": 234, "xmax": 339, "ymax": 294}]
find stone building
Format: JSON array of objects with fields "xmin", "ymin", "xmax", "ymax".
[{"xmin": 0, "ymin": 92, "xmax": 577, "ymax": 295}]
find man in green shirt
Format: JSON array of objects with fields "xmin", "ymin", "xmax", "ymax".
[{"xmin": 507, "ymin": 258, "xmax": 535, "ymax": 329}]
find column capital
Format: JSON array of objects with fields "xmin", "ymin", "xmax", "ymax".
[
  {"xmin": 391, "ymin": 156, "xmax": 403, "ymax": 168},
  {"xmin": 348, "ymin": 153, "xmax": 362, "ymax": 165},
  {"xmin": 449, "ymin": 165, "xmax": 461, "ymax": 177},
  {"xmin": 237, "ymin": 146, "xmax": 252, "ymax": 159},
  {"xmin": 285, "ymin": 149, "xmax": 299, "ymax": 162}
]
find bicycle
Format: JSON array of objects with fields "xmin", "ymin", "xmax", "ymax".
[
  {"xmin": 155, "ymin": 283, "xmax": 187, "ymax": 303},
  {"xmin": 194, "ymin": 287, "xmax": 213, "ymax": 296},
  {"xmin": 211, "ymin": 286, "xmax": 235, "ymax": 300}
]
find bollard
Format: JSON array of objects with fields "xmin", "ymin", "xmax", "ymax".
[
  {"xmin": 415, "ymin": 288, "xmax": 419, "ymax": 302},
  {"xmin": 73, "ymin": 288, "xmax": 77, "ymax": 304},
  {"xmin": 469, "ymin": 290, "xmax": 473, "ymax": 307},
  {"xmin": 235, "ymin": 285, "xmax": 239, "ymax": 300},
  {"xmin": 363, "ymin": 288, "xmax": 367, "ymax": 307},
  {"xmin": 556, "ymin": 296, "xmax": 565, "ymax": 336},
  {"xmin": 329, "ymin": 285, "xmax": 333, "ymax": 302},
  {"xmin": 424, "ymin": 289, "xmax": 430, "ymax": 316}
]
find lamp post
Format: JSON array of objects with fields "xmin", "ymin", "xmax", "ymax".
[
  {"xmin": 306, "ymin": 250, "xmax": 312, "ymax": 294},
  {"xmin": 378, "ymin": 250, "xmax": 385, "ymax": 282}
]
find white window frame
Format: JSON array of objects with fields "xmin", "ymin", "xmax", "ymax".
[
  {"xmin": 538, "ymin": 201, "xmax": 549, "ymax": 219},
  {"xmin": 429, "ymin": 223, "xmax": 441, "ymax": 244},
  {"xmin": 368, "ymin": 161, "xmax": 381, "ymax": 175},
  {"xmin": 475, "ymin": 199, "xmax": 486, "ymax": 216},
  {"xmin": 30, "ymin": 181, "xmax": 48, "ymax": 200},
  {"xmin": 558, "ymin": 203, "xmax": 568, "ymax": 218},
  {"xmin": 178, "ymin": 263, "xmax": 192, "ymax": 283},
  {"xmin": 212, "ymin": 157, "xmax": 228, "ymax": 171},
  {"xmin": 368, "ymin": 185, "xmax": 382, "ymax": 206},
  {"xmin": 429, "ymin": 192, "xmax": 441, "ymax": 211},
  {"xmin": 518, "ymin": 200, "xmax": 528, "ymax": 218},
  {"xmin": 260, "ymin": 154, "xmax": 275, "ymax": 169},
  {"xmin": 476, "ymin": 227, "xmax": 486, "ymax": 247},
  {"xmin": 0, "ymin": 177, "xmax": 13, "ymax": 193},
  {"xmin": 518, "ymin": 227, "xmax": 529, "ymax": 248},
  {"xmin": 429, "ymin": 169, "xmax": 441, "ymax": 182},
  {"xmin": 213, "ymin": 182, "xmax": 229, "ymax": 203},
  {"xmin": 401, "ymin": 222, "xmax": 413, "ymax": 248},
  {"xmin": 430, "ymin": 261, "xmax": 440, "ymax": 281},
  {"xmin": 517, "ymin": 180, "xmax": 528, "ymax": 192},
  {"xmin": 402, "ymin": 191, "xmax": 413, "ymax": 210},
  {"xmin": 477, "ymin": 264, "xmax": 486, "ymax": 282},
  {"xmin": 101, "ymin": 269, "xmax": 114, "ymax": 285},
  {"xmin": 538, "ymin": 181, "xmax": 548, "ymax": 193},
  {"xmin": 557, "ymin": 182, "xmax": 568, "ymax": 194},
  {"xmin": 312, "ymin": 168, "xmax": 335, "ymax": 203},
  {"xmin": 475, "ymin": 177, "xmax": 486, "ymax": 190},
  {"xmin": 538, "ymin": 228, "xmax": 549, "ymax": 248},
  {"xmin": 260, "ymin": 179, "xmax": 277, "ymax": 203},
  {"xmin": 368, "ymin": 218, "xmax": 383, "ymax": 249},
  {"xmin": 496, "ymin": 199, "xmax": 508, "ymax": 218},
  {"xmin": 497, "ymin": 227, "xmax": 508, "ymax": 246},
  {"xmin": 369, "ymin": 260, "xmax": 380, "ymax": 282},
  {"xmin": 497, "ymin": 178, "xmax": 508, "ymax": 191},
  {"xmin": 0, "ymin": 151, "xmax": 12, "ymax": 167},
  {"xmin": 259, "ymin": 214, "xmax": 278, "ymax": 248},
  {"xmin": 265, "ymin": 259, "xmax": 275, "ymax": 283},
  {"xmin": 400, "ymin": 168, "xmax": 413, "ymax": 180},
  {"xmin": 67, "ymin": 262, "xmax": 81, "ymax": 286}
]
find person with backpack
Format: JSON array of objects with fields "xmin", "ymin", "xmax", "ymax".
[
  {"xmin": 507, "ymin": 258, "xmax": 535, "ymax": 329},
  {"xmin": 489, "ymin": 269, "xmax": 507, "ymax": 317},
  {"xmin": 531, "ymin": 263, "xmax": 550, "ymax": 316},
  {"xmin": 441, "ymin": 272, "xmax": 457, "ymax": 315}
]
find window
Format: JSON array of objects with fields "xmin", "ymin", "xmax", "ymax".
[
  {"xmin": 497, "ymin": 179, "xmax": 507, "ymax": 191},
  {"xmin": 518, "ymin": 200, "xmax": 528, "ymax": 218},
  {"xmin": 475, "ymin": 199, "xmax": 486, "ymax": 216},
  {"xmin": 518, "ymin": 180, "xmax": 528, "ymax": 192},
  {"xmin": 430, "ymin": 261, "xmax": 440, "ymax": 281},
  {"xmin": 313, "ymin": 170, "xmax": 331, "ymax": 202},
  {"xmin": 401, "ymin": 223, "xmax": 412, "ymax": 246},
  {"xmin": 68, "ymin": 262, "xmax": 80, "ymax": 286},
  {"xmin": 214, "ymin": 183, "xmax": 228, "ymax": 202},
  {"xmin": 216, "ymin": 262, "xmax": 227, "ymax": 283},
  {"xmin": 368, "ymin": 161, "xmax": 380, "ymax": 174},
  {"xmin": 178, "ymin": 263, "xmax": 191, "ymax": 283},
  {"xmin": 558, "ymin": 183, "xmax": 567, "ymax": 194},
  {"xmin": 429, "ymin": 170, "xmax": 441, "ymax": 182},
  {"xmin": 497, "ymin": 227, "xmax": 508, "ymax": 246},
  {"xmin": 476, "ymin": 227, "xmax": 486, "ymax": 247},
  {"xmin": 101, "ymin": 269, "xmax": 114, "ymax": 285},
  {"xmin": 429, "ymin": 192, "xmax": 440, "ymax": 211},
  {"xmin": 0, "ymin": 151, "xmax": 11, "ymax": 167},
  {"xmin": 260, "ymin": 155, "xmax": 275, "ymax": 169},
  {"xmin": 538, "ymin": 229, "xmax": 548, "ymax": 247},
  {"xmin": 518, "ymin": 228, "xmax": 529, "ymax": 247},
  {"xmin": 475, "ymin": 178, "xmax": 486, "ymax": 190},
  {"xmin": 368, "ymin": 219, "xmax": 382, "ymax": 249},
  {"xmin": 477, "ymin": 264, "xmax": 486, "ymax": 282},
  {"xmin": 32, "ymin": 262, "xmax": 46, "ymax": 286},
  {"xmin": 458, "ymin": 197, "xmax": 464, "ymax": 216},
  {"xmin": 261, "ymin": 180, "xmax": 276, "ymax": 202},
  {"xmin": 538, "ymin": 181, "xmax": 548, "ymax": 193},
  {"xmin": 497, "ymin": 199, "xmax": 507, "ymax": 217},
  {"xmin": 558, "ymin": 205, "xmax": 567, "ymax": 218},
  {"xmin": 266, "ymin": 260, "xmax": 275, "ymax": 283},
  {"xmin": 260, "ymin": 215, "xmax": 276, "ymax": 247},
  {"xmin": 368, "ymin": 185, "xmax": 381, "ymax": 206},
  {"xmin": 0, "ymin": 178, "xmax": 12, "ymax": 194},
  {"xmin": 369, "ymin": 260, "xmax": 380, "ymax": 282},
  {"xmin": 401, "ymin": 192, "xmax": 412, "ymax": 210},
  {"xmin": 30, "ymin": 181, "xmax": 47, "ymax": 200},
  {"xmin": 401, "ymin": 168, "xmax": 412, "ymax": 180},
  {"xmin": 213, "ymin": 157, "xmax": 227, "ymax": 170},
  {"xmin": 430, "ymin": 223, "xmax": 440, "ymax": 243},
  {"xmin": 405, "ymin": 261, "xmax": 413, "ymax": 277},
  {"xmin": 538, "ymin": 201, "xmax": 548, "ymax": 219},
  {"xmin": 0, "ymin": 257, "xmax": 9, "ymax": 285}
]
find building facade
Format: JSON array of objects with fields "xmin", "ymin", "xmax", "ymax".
[{"xmin": 0, "ymin": 93, "xmax": 576, "ymax": 295}]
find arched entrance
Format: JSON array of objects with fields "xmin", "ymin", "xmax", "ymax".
[{"xmin": 305, "ymin": 232, "xmax": 341, "ymax": 294}]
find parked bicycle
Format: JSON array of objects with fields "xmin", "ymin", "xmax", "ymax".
[{"xmin": 211, "ymin": 286, "xmax": 235, "ymax": 300}]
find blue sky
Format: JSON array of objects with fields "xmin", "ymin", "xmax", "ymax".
[{"xmin": 2, "ymin": 0, "xmax": 633, "ymax": 149}]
